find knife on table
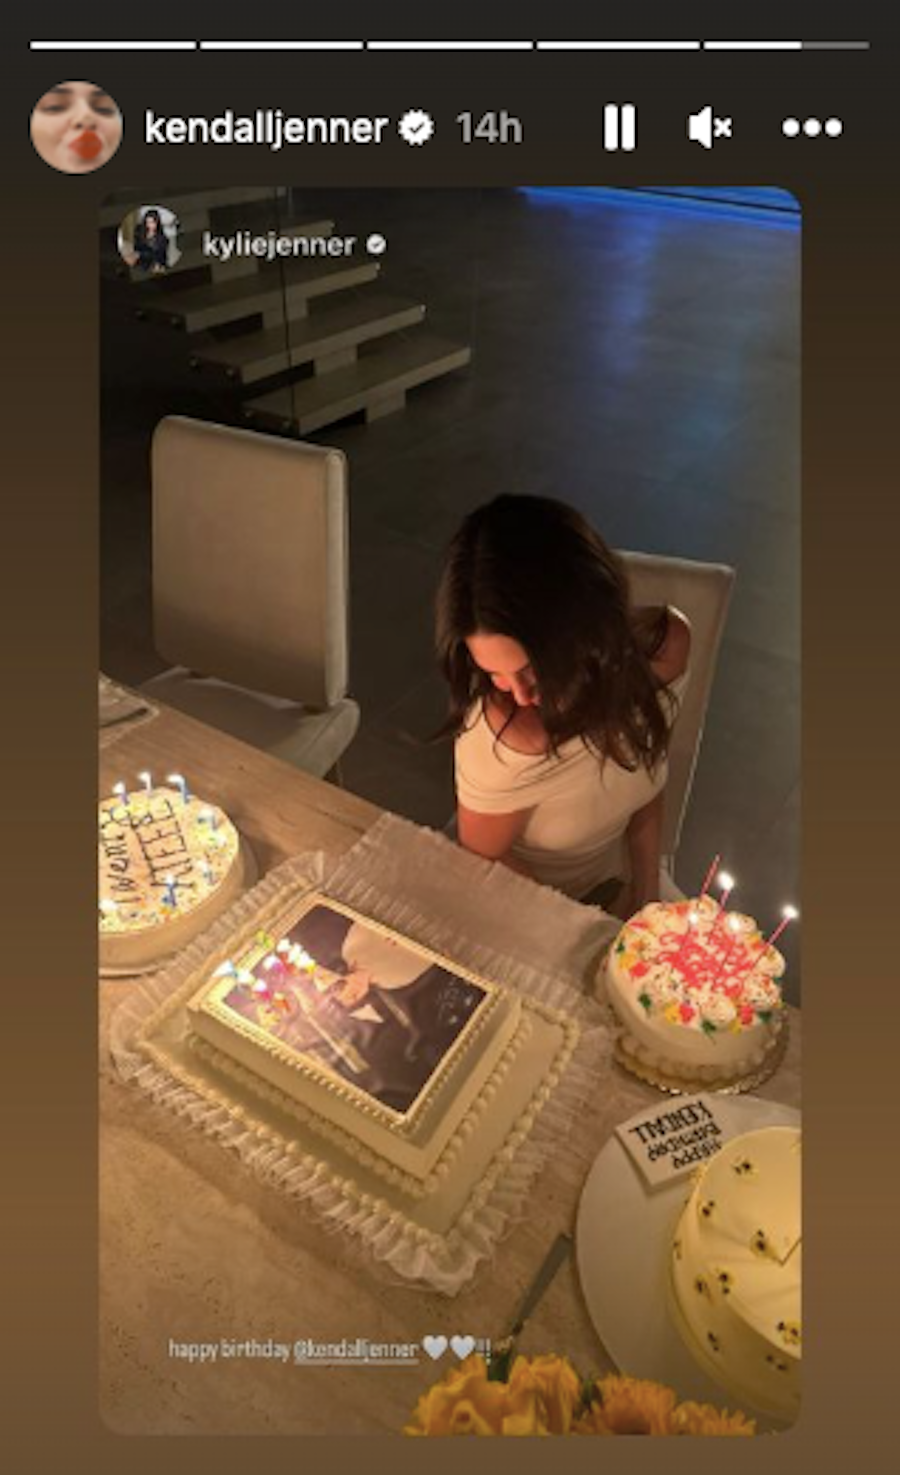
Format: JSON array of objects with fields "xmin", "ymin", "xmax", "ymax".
[{"xmin": 488, "ymin": 1232, "xmax": 573, "ymax": 1378}]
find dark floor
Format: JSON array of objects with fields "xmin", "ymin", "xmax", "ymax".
[{"xmin": 100, "ymin": 187, "xmax": 800, "ymax": 1001}]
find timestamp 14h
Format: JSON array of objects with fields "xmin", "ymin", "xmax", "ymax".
[{"xmin": 456, "ymin": 112, "xmax": 524, "ymax": 145}]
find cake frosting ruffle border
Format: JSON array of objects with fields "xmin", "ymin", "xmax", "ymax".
[{"xmin": 109, "ymin": 817, "xmax": 616, "ymax": 1296}]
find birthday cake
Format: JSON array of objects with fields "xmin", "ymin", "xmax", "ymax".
[
  {"xmin": 603, "ymin": 898, "xmax": 786, "ymax": 1089},
  {"xmin": 99, "ymin": 783, "xmax": 249, "ymax": 973},
  {"xmin": 185, "ymin": 895, "xmax": 571, "ymax": 1199},
  {"xmin": 670, "ymin": 1125, "xmax": 801, "ymax": 1422}
]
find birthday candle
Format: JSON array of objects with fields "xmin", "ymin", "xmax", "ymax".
[
  {"xmin": 698, "ymin": 854, "xmax": 721, "ymax": 901},
  {"xmin": 112, "ymin": 781, "xmax": 129, "ymax": 810},
  {"xmin": 673, "ymin": 908, "xmax": 700, "ymax": 973},
  {"xmin": 765, "ymin": 905, "xmax": 799, "ymax": 949},
  {"xmin": 167, "ymin": 772, "xmax": 190, "ymax": 805},
  {"xmin": 138, "ymin": 770, "xmax": 153, "ymax": 797},
  {"xmin": 162, "ymin": 874, "xmax": 178, "ymax": 908},
  {"xmin": 709, "ymin": 871, "xmax": 735, "ymax": 951},
  {"xmin": 717, "ymin": 871, "xmax": 735, "ymax": 911},
  {"xmin": 714, "ymin": 913, "xmax": 744, "ymax": 982}
]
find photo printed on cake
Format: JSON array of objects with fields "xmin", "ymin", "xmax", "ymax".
[{"xmin": 221, "ymin": 904, "xmax": 487, "ymax": 1114}]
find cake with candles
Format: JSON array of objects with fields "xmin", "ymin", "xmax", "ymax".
[
  {"xmin": 99, "ymin": 775, "xmax": 251, "ymax": 974},
  {"xmin": 184, "ymin": 894, "xmax": 577, "ymax": 1199},
  {"xmin": 602, "ymin": 889, "xmax": 789, "ymax": 1091},
  {"xmin": 670, "ymin": 1125, "xmax": 802, "ymax": 1422}
]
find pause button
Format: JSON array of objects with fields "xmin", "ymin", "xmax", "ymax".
[{"xmin": 604, "ymin": 103, "xmax": 637, "ymax": 151}]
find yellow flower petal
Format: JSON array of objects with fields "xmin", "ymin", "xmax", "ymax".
[
  {"xmin": 506, "ymin": 1354, "xmax": 581, "ymax": 1435},
  {"xmin": 672, "ymin": 1400, "xmax": 757, "ymax": 1436},
  {"xmin": 587, "ymin": 1374, "xmax": 677, "ymax": 1435}
]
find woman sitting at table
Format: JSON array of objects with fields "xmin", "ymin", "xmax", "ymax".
[{"xmin": 435, "ymin": 494, "xmax": 691, "ymax": 914}]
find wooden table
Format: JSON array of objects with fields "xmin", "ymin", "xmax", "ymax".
[{"xmin": 100, "ymin": 704, "xmax": 801, "ymax": 1435}]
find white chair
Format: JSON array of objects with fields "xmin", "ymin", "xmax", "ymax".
[
  {"xmin": 140, "ymin": 416, "xmax": 360, "ymax": 781},
  {"xmin": 619, "ymin": 550, "xmax": 735, "ymax": 897}
]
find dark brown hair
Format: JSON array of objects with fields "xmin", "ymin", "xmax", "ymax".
[{"xmin": 435, "ymin": 494, "xmax": 674, "ymax": 771}]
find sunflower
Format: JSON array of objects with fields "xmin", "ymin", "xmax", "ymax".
[
  {"xmin": 574, "ymin": 1374, "xmax": 677, "ymax": 1435},
  {"xmin": 505, "ymin": 1354, "xmax": 582, "ymax": 1435},
  {"xmin": 404, "ymin": 1354, "xmax": 510, "ymax": 1436},
  {"xmin": 405, "ymin": 1357, "xmax": 758, "ymax": 1436},
  {"xmin": 671, "ymin": 1400, "xmax": 757, "ymax": 1436}
]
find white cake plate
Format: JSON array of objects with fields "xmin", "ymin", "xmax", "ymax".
[
  {"xmin": 575, "ymin": 1094, "xmax": 800, "ymax": 1432},
  {"xmin": 99, "ymin": 838, "xmax": 258, "ymax": 979}
]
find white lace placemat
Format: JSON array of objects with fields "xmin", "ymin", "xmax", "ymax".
[
  {"xmin": 99, "ymin": 672, "xmax": 159, "ymax": 749},
  {"xmin": 109, "ymin": 815, "xmax": 619, "ymax": 1295}
]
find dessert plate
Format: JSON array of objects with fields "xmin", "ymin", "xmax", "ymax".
[{"xmin": 575, "ymin": 1093, "xmax": 800, "ymax": 1429}]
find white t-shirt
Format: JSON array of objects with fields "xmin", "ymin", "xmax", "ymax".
[{"xmin": 454, "ymin": 671, "xmax": 688, "ymax": 900}]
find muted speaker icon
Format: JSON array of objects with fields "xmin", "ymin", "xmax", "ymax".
[{"xmin": 688, "ymin": 106, "xmax": 733, "ymax": 148}]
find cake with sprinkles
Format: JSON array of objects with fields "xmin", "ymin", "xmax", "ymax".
[{"xmin": 99, "ymin": 779, "xmax": 249, "ymax": 973}]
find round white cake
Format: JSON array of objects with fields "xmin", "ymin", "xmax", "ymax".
[
  {"xmin": 603, "ymin": 897, "xmax": 786, "ymax": 1089},
  {"xmin": 670, "ymin": 1125, "xmax": 801, "ymax": 1422},
  {"xmin": 99, "ymin": 785, "xmax": 247, "ymax": 973}
]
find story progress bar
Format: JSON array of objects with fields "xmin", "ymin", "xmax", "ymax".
[{"xmin": 28, "ymin": 39, "xmax": 872, "ymax": 52}]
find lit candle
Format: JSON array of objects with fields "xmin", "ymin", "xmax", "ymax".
[
  {"xmin": 765, "ymin": 905, "xmax": 799, "ymax": 950},
  {"xmin": 715, "ymin": 913, "xmax": 744, "ymax": 982},
  {"xmin": 138, "ymin": 770, "xmax": 153, "ymax": 797},
  {"xmin": 112, "ymin": 781, "xmax": 129, "ymax": 810},
  {"xmin": 717, "ymin": 870, "xmax": 736, "ymax": 911},
  {"xmin": 162, "ymin": 874, "xmax": 178, "ymax": 908},
  {"xmin": 709, "ymin": 871, "xmax": 736, "ymax": 952},
  {"xmin": 673, "ymin": 907, "xmax": 700, "ymax": 972},
  {"xmin": 167, "ymin": 772, "xmax": 190, "ymax": 805},
  {"xmin": 698, "ymin": 854, "xmax": 721, "ymax": 901}
]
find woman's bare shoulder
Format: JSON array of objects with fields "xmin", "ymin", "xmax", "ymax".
[{"xmin": 650, "ymin": 606, "xmax": 692, "ymax": 685}]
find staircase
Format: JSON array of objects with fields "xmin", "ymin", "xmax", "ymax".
[{"xmin": 101, "ymin": 189, "xmax": 471, "ymax": 436}]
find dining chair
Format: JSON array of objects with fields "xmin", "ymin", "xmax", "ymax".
[
  {"xmin": 140, "ymin": 415, "xmax": 359, "ymax": 782},
  {"xmin": 619, "ymin": 550, "xmax": 735, "ymax": 897}
]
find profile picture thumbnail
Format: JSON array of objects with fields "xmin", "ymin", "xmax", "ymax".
[
  {"xmin": 30, "ymin": 80, "xmax": 123, "ymax": 174},
  {"xmin": 118, "ymin": 205, "xmax": 181, "ymax": 275}
]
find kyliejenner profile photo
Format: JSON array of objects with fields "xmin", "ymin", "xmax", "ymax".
[
  {"xmin": 30, "ymin": 81, "xmax": 123, "ymax": 173},
  {"xmin": 117, "ymin": 206, "xmax": 181, "ymax": 274}
]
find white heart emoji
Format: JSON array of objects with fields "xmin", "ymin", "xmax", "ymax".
[
  {"xmin": 421, "ymin": 1334, "xmax": 448, "ymax": 1360},
  {"xmin": 450, "ymin": 1334, "xmax": 476, "ymax": 1359}
]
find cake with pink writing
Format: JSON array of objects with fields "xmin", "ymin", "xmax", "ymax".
[
  {"xmin": 99, "ymin": 783, "xmax": 249, "ymax": 973},
  {"xmin": 602, "ymin": 897, "xmax": 786, "ymax": 1089}
]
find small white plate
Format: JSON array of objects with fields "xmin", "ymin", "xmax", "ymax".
[{"xmin": 575, "ymin": 1094, "xmax": 800, "ymax": 1429}]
